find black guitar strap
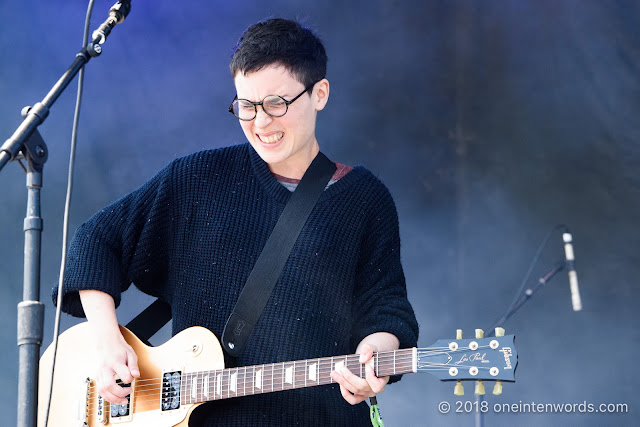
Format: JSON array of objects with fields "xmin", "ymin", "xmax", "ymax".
[
  {"xmin": 127, "ymin": 152, "xmax": 336, "ymax": 353},
  {"xmin": 222, "ymin": 152, "xmax": 336, "ymax": 356},
  {"xmin": 125, "ymin": 297, "xmax": 171, "ymax": 346}
]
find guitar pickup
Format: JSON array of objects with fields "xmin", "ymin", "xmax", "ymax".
[
  {"xmin": 161, "ymin": 371, "xmax": 182, "ymax": 412},
  {"xmin": 107, "ymin": 379, "xmax": 134, "ymax": 423}
]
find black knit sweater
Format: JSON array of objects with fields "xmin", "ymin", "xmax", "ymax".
[{"xmin": 55, "ymin": 143, "xmax": 419, "ymax": 426}]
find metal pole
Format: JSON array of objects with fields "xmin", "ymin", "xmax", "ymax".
[{"xmin": 17, "ymin": 168, "xmax": 46, "ymax": 427}]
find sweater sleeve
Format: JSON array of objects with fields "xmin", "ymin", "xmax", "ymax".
[
  {"xmin": 52, "ymin": 161, "xmax": 176, "ymax": 317},
  {"xmin": 350, "ymin": 181, "xmax": 419, "ymax": 381}
]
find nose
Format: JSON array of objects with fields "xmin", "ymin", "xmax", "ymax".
[{"xmin": 254, "ymin": 106, "xmax": 272, "ymax": 127}]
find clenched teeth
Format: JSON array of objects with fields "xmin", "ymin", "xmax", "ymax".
[{"xmin": 258, "ymin": 132, "xmax": 284, "ymax": 144}]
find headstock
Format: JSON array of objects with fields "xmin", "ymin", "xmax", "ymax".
[{"xmin": 418, "ymin": 327, "xmax": 517, "ymax": 395}]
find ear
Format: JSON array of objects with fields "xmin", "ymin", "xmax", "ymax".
[{"xmin": 313, "ymin": 79, "xmax": 330, "ymax": 111}]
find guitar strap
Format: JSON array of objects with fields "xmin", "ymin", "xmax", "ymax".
[
  {"xmin": 222, "ymin": 152, "xmax": 336, "ymax": 356},
  {"xmin": 127, "ymin": 152, "xmax": 336, "ymax": 355}
]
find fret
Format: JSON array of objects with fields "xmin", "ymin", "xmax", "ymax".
[
  {"xmin": 191, "ymin": 373, "xmax": 198, "ymax": 401},
  {"xmin": 203, "ymin": 372, "xmax": 210, "ymax": 400},
  {"xmin": 215, "ymin": 370, "xmax": 222, "ymax": 398},
  {"xmin": 255, "ymin": 366, "xmax": 263, "ymax": 391},
  {"xmin": 181, "ymin": 372, "xmax": 189, "ymax": 405},
  {"xmin": 230, "ymin": 370, "xmax": 238, "ymax": 396},
  {"xmin": 345, "ymin": 355, "xmax": 351, "ymax": 373},
  {"xmin": 283, "ymin": 362, "xmax": 294, "ymax": 390},
  {"xmin": 188, "ymin": 372, "xmax": 193, "ymax": 404},
  {"xmin": 272, "ymin": 362, "xmax": 284, "ymax": 392},
  {"xmin": 202, "ymin": 371, "xmax": 207, "ymax": 400},
  {"xmin": 270, "ymin": 363, "xmax": 275, "ymax": 393},
  {"xmin": 219, "ymin": 369, "xmax": 224, "ymax": 399},
  {"xmin": 362, "ymin": 353, "xmax": 375, "ymax": 378},
  {"xmin": 308, "ymin": 361, "xmax": 317, "ymax": 383},
  {"xmin": 330, "ymin": 356, "xmax": 339, "ymax": 383},
  {"xmin": 357, "ymin": 354, "xmax": 366, "ymax": 377},
  {"xmin": 343, "ymin": 355, "xmax": 351, "ymax": 374},
  {"xmin": 246, "ymin": 365, "xmax": 255, "ymax": 395},
  {"xmin": 316, "ymin": 357, "xmax": 326, "ymax": 385},
  {"xmin": 293, "ymin": 361, "xmax": 297, "ymax": 389},
  {"xmin": 329, "ymin": 356, "xmax": 335, "ymax": 384},
  {"xmin": 242, "ymin": 366, "xmax": 247, "ymax": 397},
  {"xmin": 333, "ymin": 356, "xmax": 345, "ymax": 375},
  {"xmin": 295, "ymin": 360, "xmax": 306, "ymax": 389}
]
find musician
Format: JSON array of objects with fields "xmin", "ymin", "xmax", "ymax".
[{"xmin": 54, "ymin": 18, "xmax": 419, "ymax": 425}]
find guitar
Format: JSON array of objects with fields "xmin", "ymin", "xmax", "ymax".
[{"xmin": 38, "ymin": 323, "xmax": 517, "ymax": 426}]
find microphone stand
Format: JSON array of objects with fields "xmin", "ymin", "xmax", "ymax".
[
  {"xmin": 474, "ymin": 260, "xmax": 566, "ymax": 427},
  {"xmin": 487, "ymin": 260, "xmax": 566, "ymax": 337},
  {"xmin": 0, "ymin": 3, "xmax": 131, "ymax": 426}
]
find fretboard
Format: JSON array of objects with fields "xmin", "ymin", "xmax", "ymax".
[{"xmin": 181, "ymin": 349, "xmax": 416, "ymax": 404}]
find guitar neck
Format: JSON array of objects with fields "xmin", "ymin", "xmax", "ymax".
[{"xmin": 182, "ymin": 349, "xmax": 416, "ymax": 404}]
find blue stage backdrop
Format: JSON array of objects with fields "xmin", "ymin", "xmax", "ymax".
[{"xmin": 1, "ymin": 1, "xmax": 638, "ymax": 425}]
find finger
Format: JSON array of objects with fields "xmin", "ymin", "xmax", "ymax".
[
  {"xmin": 332, "ymin": 367, "xmax": 376, "ymax": 400},
  {"xmin": 99, "ymin": 387, "xmax": 130, "ymax": 406},
  {"xmin": 338, "ymin": 366, "xmax": 371, "ymax": 394},
  {"xmin": 365, "ymin": 365, "xmax": 388, "ymax": 394},
  {"xmin": 97, "ymin": 372, "xmax": 130, "ymax": 405},
  {"xmin": 113, "ymin": 361, "xmax": 135, "ymax": 384},
  {"xmin": 338, "ymin": 383, "xmax": 368, "ymax": 405},
  {"xmin": 358, "ymin": 347, "xmax": 374, "ymax": 364},
  {"xmin": 127, "ymin": 349, "xmax": 140, "ymax": 378}
]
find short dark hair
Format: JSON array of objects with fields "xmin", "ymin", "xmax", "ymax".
[{"xmin": 229, "ymin": 18, "xmax": 327, "ymax": 88}]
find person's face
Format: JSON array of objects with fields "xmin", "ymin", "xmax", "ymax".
[{"xmin": 233, "ymin": 64, "xmax": 329, "ymax": 178}]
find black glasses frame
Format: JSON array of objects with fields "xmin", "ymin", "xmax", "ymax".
[{"xmin": 228, "ymin": 83, "xmax": 316, "ymax": 121}]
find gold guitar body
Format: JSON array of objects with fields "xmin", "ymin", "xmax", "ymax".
[{"xmin": 38, "ymin": 323, "xmax": 224, "ymax": 427}]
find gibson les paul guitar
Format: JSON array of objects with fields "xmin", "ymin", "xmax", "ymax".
[{"xmin": 38, "ymin": 324, "xmax": 517, "ymax": 426}]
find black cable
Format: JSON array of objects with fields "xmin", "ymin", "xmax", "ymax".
[{"xmin": 43, "ymin": 1, "xmax": 96, "ymax": 426}]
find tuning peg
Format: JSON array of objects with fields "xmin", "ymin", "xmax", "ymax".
[
  {"xmin": 495, "ymin": 327, "xmax": 505, "ymax": 337},
  {"xmin": 475, "ymin": 380, "xmax": 485, "ymax": 395},
  {"xmin": 456, "ymin": 329, "xmax": 463, "ymax": 340},
  {"xmin": 475, "ymin": 329, "xmax": 484, "ymax": 339},
  {"xmin": 493, "ymin": 380, "xmax": 503, "ymax": 395},
  {"xmin": 454, "ymin": 380, "xmax": 464, "ymax": 396}
]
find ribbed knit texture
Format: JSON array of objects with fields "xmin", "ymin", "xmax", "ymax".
[{"xmin": 54, "ymin": 143, "xmax": 419, "ymax": 426}]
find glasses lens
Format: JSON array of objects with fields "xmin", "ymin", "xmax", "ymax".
[
  {"xmin": 263, "ymin": 96, "xmax": 288, "ymax": 117},
  {"xmin": 233, "ymin": 100, "xmax": 256, "ymax": 120}
]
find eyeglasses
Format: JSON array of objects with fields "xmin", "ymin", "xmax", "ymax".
[{"xmin": 228, "ymin": 83, "xmax": 315, "ymax": 121}]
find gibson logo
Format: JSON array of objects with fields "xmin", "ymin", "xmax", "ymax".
[
  {"xmin": 454, "ymin": 352, "xmax": 489, "ymax": 365},
  {"xmin": 499, "ymin": 347, "xmax": 513, "ymax": 369}
]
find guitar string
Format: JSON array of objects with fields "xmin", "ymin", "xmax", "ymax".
[
  {"xmin": 79, "ymin": 347, "xmax": 507, "ymax": 409},
  {"xmin": 78, "ymin": 345, "xmax": 480, "ymax": 392},
  {"xmin": 79, "ymin": 349, "xmax": 417, "ymax": 390},
  {"xmin": 81, "ymin": 358, "xmax": 417, "ymax": 407},
  {"xmin": 81, "ymin": 360, "xmax": 500, "ymax": 415},
  {"xmin": 79, "ymin": 346, "xmax": 477, "ymax": 393},
  {"xmin": 82, "ymin": 360, "xmax": 503, "ymax": 412},
  {"xmin": 79, "ymin": 345, "xmax": 498, "ymax": 399}
]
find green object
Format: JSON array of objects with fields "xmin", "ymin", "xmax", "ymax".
[{"xmin": 370, "ymin": 396, "xmax": 384, "ymax": 427}]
